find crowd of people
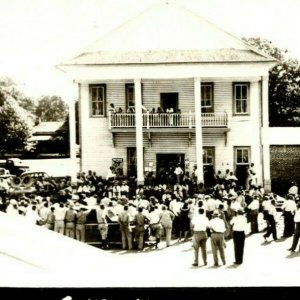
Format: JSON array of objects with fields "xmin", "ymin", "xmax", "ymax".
[{"xmin": 0, "ymin": 167, "xmax": 299, "ymax": 267}]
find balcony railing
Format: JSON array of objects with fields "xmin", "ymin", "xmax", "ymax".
[{"xmin": 109, "ymin": 112, "xmax": 228, "ymax": 129}]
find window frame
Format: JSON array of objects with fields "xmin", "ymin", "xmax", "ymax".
[
  {"xmin": 235, "ymin": 146, "xmax": 251, "ymax": 165},
  {"xmin": 89, "ymin": 84, "xmax": 106, "ymax": 117},
  {"xmin": 203, "ymin": 146, "xmax": 215, "ymax": 166},
  {"xmin": 125, "ymin": 83, "xmax": 135, "ymax": 111},
  {"xmin": 233, "ymin": 82, "xmax": 250, "ymax": 116},
  {"xmin": 201, "ymin": 82, "xmax": 214, "ymax": 109}
]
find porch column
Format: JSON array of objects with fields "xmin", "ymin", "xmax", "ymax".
[
  {"xmin": 69, "ymin": 92, "xmax": 77, "ymax": 183},
  {"xmin": 79, "ymin": 83, "xmax": 89, "ymax": 173},
  {"xmin": 134, "ymin": 78, "xmax": 144, "ymax": 185},
  {"xmin": 262, "ymin": 75, "xmax": 271, "ymax": 192},
  {"xmin": 194, "ymin": 77, "xmax": 204, "ymax": 184}
]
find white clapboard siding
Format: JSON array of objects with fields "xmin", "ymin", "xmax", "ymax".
[{"xmin": 81, "ymin": 118, "xmax": 117, "ymax": 175}]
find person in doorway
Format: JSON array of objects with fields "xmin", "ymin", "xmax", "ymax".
[{"xmin": 174, "ymin": 164, "xmax": 184, "ymax": 184}]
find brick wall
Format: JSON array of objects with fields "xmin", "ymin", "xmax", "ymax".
[{"xmin": 270, "ymin": 145, "xmax": 300, "ymax": 195}]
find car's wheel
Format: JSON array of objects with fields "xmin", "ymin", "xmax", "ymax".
[
  {"xmin": 21, "ymin": 176, "xmax": 34, "ymax": 188},
  {"xmin": 10, "ymin": 177, "xmax": 21, "ymax": 188}
]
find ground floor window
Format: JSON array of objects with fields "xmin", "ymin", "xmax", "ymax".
[{"xmin": 234, "ymin": 146, "xmax": 251, "ymax": 188}]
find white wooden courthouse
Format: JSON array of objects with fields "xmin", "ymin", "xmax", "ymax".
[{"xmin": 59, "ymin": 1, "xmax": 277, "ymax": 190}]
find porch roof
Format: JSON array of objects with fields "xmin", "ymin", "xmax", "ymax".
[{"xmin": 66, "ymin": 49, "xmax": 274, "ymax": 65}]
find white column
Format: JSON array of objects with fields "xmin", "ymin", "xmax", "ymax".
[
  {"xmin": 79, "ymin": 83, "xmax": 89, "ymax": 173},
  {"xmin": 134, "ymin": 78, "xmax": 144, "ymax": 185},
  {"xmin": 262, "ymin": 75, "xmax": 271, "ymax": 192},
  {"xmin": 69, "ymin": 89, "xmax": 77, "ymax": 183},
  {"xmin": 250, "ymin": 82, "xmax": 262, "ymax": 185},
  {"xmin": 194, "ymin": 77, "xmax": 204, "ymax": 184}
]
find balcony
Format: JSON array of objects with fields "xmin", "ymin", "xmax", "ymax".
[{"xmin": 109, "ymin": 112, "xmax": 229, "ymax": 132}]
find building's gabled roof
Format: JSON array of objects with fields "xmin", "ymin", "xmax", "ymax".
[
  {"xmin": 33, "ymin": 121, "xmax": 64, "ymax": 135},
  {"xmin": 62, "ymin": 0, "xmax": 276, "ymax": 66}
]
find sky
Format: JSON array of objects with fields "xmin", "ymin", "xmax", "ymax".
[{"xmin": 1, "ymin": 0, "xmax": 300, "ymax": 102}]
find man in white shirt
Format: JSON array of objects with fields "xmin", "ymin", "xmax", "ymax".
[
  {"xmin": 282, "ymin": 194, "xmax": 297, "ymax": 238},
  {"xmin": 287, "ymin": 202, "xmax": 300, "ymax": 252},
  {"xmin": 288, "ymin": 182, "xmax": 298, "ymax": 196},
  {"xmin": 209, "ymin": 210, "xmax": 226, "ymax": 266},
  {"xmin": 174, "ymin": 164, "xmax": 184, "ymax": 184},
  {"xmin": 230, "ymin": 209, "xmax": 248, "ymax": 264},
  {"xmin": 248, "ymin": 195, "xmax": 260, "ymax": 234},
  {"xmin": 263, "ymin": 200, "xmax": 278, "ymax": 241},
  {"xmin": 191, "ymin": 208, "xmax": 210, "ymax": 267}
]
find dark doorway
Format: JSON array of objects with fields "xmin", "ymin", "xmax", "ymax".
[
  {"xmin": 156, "ymin": 153, "xmax": 184, "ymax": 184},
  {"xmin": 160, "ymin": 93, "xmax": 178, "ymax": 112},
  {"xmin": 127, "ymin": 147, "xmax": 137, "ymax": 177}
]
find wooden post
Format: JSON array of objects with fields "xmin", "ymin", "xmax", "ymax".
[
  {"xmin": 134, "ymin": 79, "xmax": 144, "ymax": 185},
  {"xmin": 194, "ymin": 77, "xmax": 204, "ymax": 184}
]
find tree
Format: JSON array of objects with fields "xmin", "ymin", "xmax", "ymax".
[
  {"xmin": 0, "ymin": 95, "xmax": 34, "ymax": 154},
  {"xmin": 36, "ymin": 95, "xmax": 68, "ymax": 122},
  {"xmin": 243, "ymin": 37, "xmax": 300, "ymax": 126}
]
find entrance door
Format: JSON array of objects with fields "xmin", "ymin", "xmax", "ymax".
[
  {"xmin": 235, "ymin": 147, "xmax": 250, "ymax": 189},
  {"xmin": 156, "ymin": 153, "xmax": 184, "ymax": 184},
  {"xmin": 203, "ymin": 147, "xmax": 216, "ymax": 187},
  {"xmin": 160, "ymin": 93, "xmax": 178, "ymax": 112}
]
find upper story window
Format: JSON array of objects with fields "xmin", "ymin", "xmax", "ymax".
[
  {"xmin": 201, "ymin": 83, "xmax": 213, "ymax": 108},
  {"xmin": 126, "ymin": 84, "xmax": 135, "ymax": 111},
  {"xmin": 234, "ymin": 83, "xmax": 249, "ymax": 115},
  {"xmin": 90, "ymin": 84, "xmax": 106, "ymax": 117}
]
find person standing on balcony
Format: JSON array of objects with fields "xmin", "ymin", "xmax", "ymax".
[
  {"xmin": 166, "ymin": 107, "xmax": 174, "ymax": 126},
  {"xmin": 174, "ymin": 164, "xmax": 184, "ymax": 184},
  {"xmin": 108, "ymin": 103, "xmax": 117, "ymax": 114}
]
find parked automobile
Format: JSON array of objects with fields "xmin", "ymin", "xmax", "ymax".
[{"xmin": 0, "ymin": 158, "xmax": 29, "ymax": 177}]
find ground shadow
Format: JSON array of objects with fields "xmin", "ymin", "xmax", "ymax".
[
  {"xmin": 286, "ymin": 251, "xmax": 300, "ymax": 259},
  {"xmin": 226, "ymin": 263, "xmax": 242, "ymax": 269}
]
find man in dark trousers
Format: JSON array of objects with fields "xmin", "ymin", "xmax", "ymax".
[
  {"xmin": 118, "ymin": 205, "xmax": 132, "ymax": 250},
  {"xmin": 230, "ymin": 209, "xmax": 248, "ymax": 264},
  {"xmin": 191, "ymin": 208, "xmax": 210, "ymax": 267},
  {"xmin": 287, "ymin": 201, "xmax": 300, "ymax": 252},
  {"xmin": 134, "ymin": 207, "xmax": 150, "ymax": 250}
]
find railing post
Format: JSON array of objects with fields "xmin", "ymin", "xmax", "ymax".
[
  {"xmin": 188, "ymin": 111, "xmax": 192, "ymax": 129},
  {"xmin": 146, "ymin": 111, "xmax": 150, "ymax": 129},
  {"xmin": 108, "ymin": 111, "xmax": 112, "ymax": 129}
]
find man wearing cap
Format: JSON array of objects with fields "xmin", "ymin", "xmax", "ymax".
[
  {"xmin": 44, "ymin": 207, "xmax": 55, "ymax": 230},
  {"xmin": 134, "ymin": 207, "xmax": 150, "ymax": 250},
  {"xmin": 191, "ymin": 208, "xmax": 210, "ymax": 267},
  {"xmin": 75, "ymin": 206, "xmax": 91, "ymax": 242},
  {"xmin": 64, "ymin": 203, "xmax": 76, "ymax": 238},
  {"xmin": 118, "ymin": 205, "xmax": 132, "ymax": 250},
  {"xmin": 230, "ymin": 209, "xmax": 248, "ymax": 264},
  {"xmin": 160, "ymin": 205, "xmax": 175, "ymax": 247},
  {"xmin": 209, "ymin": 210, "xmax": 226, "ymax": 266}
]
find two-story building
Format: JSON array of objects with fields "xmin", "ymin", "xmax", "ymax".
[{"xmin": 58, "ymin": 1, "xmax": 276, "ymax": 190}]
